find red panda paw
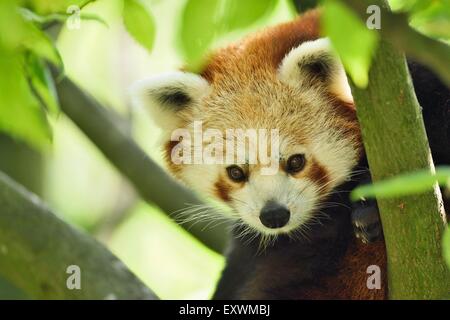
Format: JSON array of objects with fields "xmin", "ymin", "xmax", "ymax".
[{"xmin": 351, "ymin": 199, "xmax": 383, "ymax": 244}]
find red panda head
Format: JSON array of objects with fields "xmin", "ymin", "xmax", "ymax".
[{"xmin": 131, "ymin": 13, "xmax": 362, "ymax": 238}]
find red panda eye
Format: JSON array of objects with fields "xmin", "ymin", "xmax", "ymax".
[
  {"xmin": 226, "ymin": 165, "xmax": 246, "ymax": 182},
  {"xmin": 286, "ymin": 154, "xmax": 306, "ymax": 174}
]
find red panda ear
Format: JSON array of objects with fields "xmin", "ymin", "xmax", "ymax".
[
  {"xmin": 130, "ymin": 71, "xmax": 210, "ymax": 131},
  {"xmin": 278, "ymin": 38, "xmax": 353, "ymax": 103}
]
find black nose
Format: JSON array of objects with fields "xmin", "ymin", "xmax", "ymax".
[{"xmin": 259, "ymin": 201, "xmax": 290, "ymax": 229}]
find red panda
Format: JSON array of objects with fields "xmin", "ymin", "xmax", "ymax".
[{"xmin": 131, "ymin": 9, "xmax": 449, "ymax": 299}]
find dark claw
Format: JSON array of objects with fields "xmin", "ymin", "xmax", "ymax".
[
  {"xmin": 350, "ymin": 167, "xmax": 383, "ymax": 244},
  {"xmin": 351, "ymin": 199, "xmax": 382, "ymax": 244}
]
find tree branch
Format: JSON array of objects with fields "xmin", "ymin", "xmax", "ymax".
[
  {"xmin": 53, "ymin": 73, "xmax": 229, "ymax": 254},
  {"xmin": 343, "ymin": 0, "xmax": 450, "ymax": 87},
  {"xmin": 0, "ymin": 172, "xmax": 157, "ymax": 299},
  {"xmin": 350, "ymin": 36, "xmax": 450, "ymax": 298}
]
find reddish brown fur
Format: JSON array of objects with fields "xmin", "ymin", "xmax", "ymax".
[
  {"xmin": 164, "ymin": 140, "xmax": 183, "ymax": 178},
  {"xmin": 201, "ymin": 10, "xmax": 321, "ymax": 82},
  {"xmin": 306, "ymin": 158, "xmax": 330, "ymax": 188},
  {"xmin": 239, "ymin": 239, "xmax": 387, "ymax": 300},
  {"xmin": 296, "ymin": 240, "xmax": 387, "ymax": 299},
  {"xmin": 215, "ymin": 176, "xmax": 233, "ymax": 202},
  {"xmin": 327, "ymin": 94, "xmax": 363, "ymax": 154}
]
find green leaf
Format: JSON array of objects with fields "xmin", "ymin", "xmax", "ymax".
[
  {"xmin": 388, "ymin": 0, "xmax": 421, "ymax": 12},
  {"xmin": 0, "ymin": 2, "xmax": 63, "ymax": 69},
  {"xmin": 409, "ymin": 1, "xmax": 450, "ymax": 40},
  {"xmin": 388, "ymin": 0, "xmax": 449, "ymax": 40},
  {"xmin": 351, "ymin": 166, "xmax": 450, "ymax": 201},
  {"xmin": 23, "ymin": 0, "xmax": 91, "ymax": 15},
  {"xmin": 321, "ymin": 0, "xmax": 379, "ymax": 88},
  {"xmin": 443, "ymin": 227, "xmax": 450, "ymax": 270},
  {"xmin": 19, "ymin": 7, "xmax": 47, "ymax": 24},
  {"xmin": 19, "ymin": 7, "xmax": 109, "ymax": 29},
  {"xmin": 0, "ymin": 51, "xmax": 52, "ymax": 149},
  {"xmin": 388, "ymin": 0, "xmax": 437, "ymax": 14},
  {"xmin": 0, "ymin": 1, "xmax": 29, "ymax": 50},
  {"xmin": 179, "ymin": 0, "xmax": 222, "ymax": 70},
  {"xmin": 25, "ymin": 53, "xmax": 60, "ymax": 114},
  {"xmin": 122, "ymin": 0, "xmax": 156, "ymax": 53},
  {"xmin": 21, "ymin": 20, "xmax": 64, "ymax": 68},
  {"xmin": 79, "ymin": 12, "xmax": 109, "ymax": 28},
  {"xmin": 179, "ymin": 0, "xmax": 277, "ymax": 70},
  {"xmin": 221, "ymin": 0, "xmax": 277, "ymax": 31}
]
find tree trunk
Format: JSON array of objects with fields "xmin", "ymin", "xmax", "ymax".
[
  {"xmin": 0, "ymin": 172, "xmax": 157, "ymax": 299},
  {"xmin": 351, "ymin": 39, "xmax": 449, "ymax": 299}
]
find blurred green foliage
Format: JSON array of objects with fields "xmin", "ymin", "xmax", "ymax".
[
  {"xmin": 123, "ymin": 0, "xmax": 155, "ymax": 53},
  {"xmin": 409, "ymin": 1, "xmax": 450, "ymax": 40},
  {"xmin": 0, "ymin": 49, "xmax": 51, "ymax": 148},
  {"xmin": 321, "ymin": 0, "xmax": 379, "ymax": 88},
  {"xmin": 108, "ymin": 202, "xmax": 224, "ymax": 299},
  {"xmin": 179, "ymin": 0, "xmax": 280, "ymax": 70},
  {"xmin": 179, "ymin": 0, "xmax": 222, "ymax": 69},
  {"xmin": 23, "ymin": 0, "xmax": 88, "ymax": 14},
  {"xmin": 0, "ymin": 0, "xmax": 154, "ymax": 149},
  {"xmin": 322, "ymin": 0, "xmax": 449, "ymax": 88},
  {"xmin": 25, "ymin": 52, "xmax": 59, "ymax": 114},
  {"xmin": 0, "ymin": 0, "xmax": 54, "ymax": 148},
  {"xmin": 390, "ymin": 0, "xmax": 450, "ymax": 40}
]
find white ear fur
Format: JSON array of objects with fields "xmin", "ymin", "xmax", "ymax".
[
  {"xmin": 130, "ymin": 71, "xmax": 210, "ymax": 131},
  {"xmin": 278, "ymin": 38, "xmax": 353, "ymax": 103}
]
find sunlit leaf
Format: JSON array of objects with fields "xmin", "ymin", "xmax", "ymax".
[
  {"xmin": 19, "ymin": 7, "xmax": 108, "ymax": 28},
  {"xmin": 25, "ymin": 53, "xmax": 60, "ymax": 114},
  {"xmin": 409, "ymin": 1, "xmax": 450, "ymax": 40},
  {"xmin": 0, "ymin": 1, "xmax": 55, "ymax": 147},
  {"xmin": 79, "ymin": 12, "xmax": 109, "ymax": 27},
  {"xmin": 0, "ymin": 1, "xmax": 29, "ymax": 50},
  {"xmin": 388, "ymin": 0, "xmax": 421, "ymax": 12},
  {"xmin": 23, "ymin": 23, "xmax": 63, "ymax": 68},
  {"xmin": 388, "ymin": 0, "xmax": 450, "ymax": 40},
  {"xmin": 23, "ymin": 0, "xmax": 91, "ymax": 15},
  {"xmin": 19, "ymin": 7, "xmax": 47, "ymax": 24},
  {"xmin": 221, "ymin": 0, "xmax": 277, "ymax": 31},
  {"xmin": 123, "ymin": 0, "xmax": 156, "ymax": 54},
  {"xmin": 0, "ymin": 3, "xmax": 63, "ymax": 68},
  {"xmin": 443, "ymin": 227, "xmax": 450, "ymax": 269},
  {"xmin": 179, "ymin": 0, "xmax": 277, "ymax": 70},
  {"xmin": 0, "ymin": 50, "xmax": 51, "ymax": 149},
  {"xmin": 179, "ymin": 0, "xmax": 222, "ymax": 70},
  {"xmin": 388, "ymin": 0, "xmax": 437, "ymax": 14},
  {"xmin": 351, "ymin": 166, "xmax": 450, "ymax": 201},
  {"xmin": 322, "ymin": 0, "xmax": 379, "ymax": 88}
]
